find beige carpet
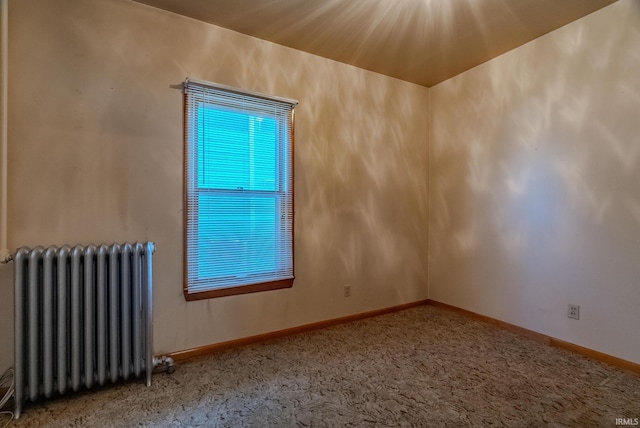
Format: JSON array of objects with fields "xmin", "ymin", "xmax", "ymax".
[{"xmin": 4, "ymin": 305, "xmax": 640, "ymax": 427}]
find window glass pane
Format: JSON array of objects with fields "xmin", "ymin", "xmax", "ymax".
[
  {"xmin": 198, "ymin": 107, "xmax": 277, "ymax": 192},
  {"xmin": 196, "ymin": 194, "xmax": 277, "ymax": 280}
]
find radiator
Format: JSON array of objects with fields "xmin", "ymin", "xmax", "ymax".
[{"xmin": 13, "ymin": 242, "xmax": 155, "ymax": 418}]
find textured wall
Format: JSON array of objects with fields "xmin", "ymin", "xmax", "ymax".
[
  {"xmin": 0, "ymin": 0, "xmax": 429, "ymax": 371},
  {"xmin": 430, "ymin": 0, "xmax": 640, "ymax": 364}
]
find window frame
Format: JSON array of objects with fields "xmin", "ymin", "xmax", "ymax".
[{"xmin": 183, "ymin": 79, "xmax": 296, "ymax": 301}]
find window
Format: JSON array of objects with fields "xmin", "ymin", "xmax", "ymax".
[{"xmin": 183, "ymin": 79, "xmax": 296, "ymax": 300}]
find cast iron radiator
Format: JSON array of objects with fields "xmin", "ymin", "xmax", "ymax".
[{"xmin": 13, "ymin": 242, "xmax": 155, "ymax": 418}]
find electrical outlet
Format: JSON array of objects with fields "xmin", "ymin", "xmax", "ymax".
[
  {"xmin": 344, "ymin": 284, "xmax": 351, "ymax": 297},
  {"xmin": 568, "ymin": 304, "xmax": 580, "ymax": 320}
]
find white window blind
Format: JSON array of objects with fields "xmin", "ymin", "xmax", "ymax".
[{"xmin": 184, "ymin": 79, "xmax": 296, "ymax": 297}]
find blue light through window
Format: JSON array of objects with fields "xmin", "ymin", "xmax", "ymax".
[
  {"xmin": 184, "ymin": 81, "xmax": 294, "ymax": 298},
  {"xmin": 197, "ymin": 107, "xmax": 279, "ymax": 281}
]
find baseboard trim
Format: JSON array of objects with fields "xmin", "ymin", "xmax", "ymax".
[
  {"xmin": 167, "ymin": 298, "xmax": 640, "ymax": 375},
  {"xmin": 426, "ymin": 299, "xmax": 640, "ymax": 375},
  {"xmin": 168, "ymin": 299, "xmax": 430, "ymax": 362}
]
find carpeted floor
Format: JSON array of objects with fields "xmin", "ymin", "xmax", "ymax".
[{"xmin": 3, "ymin": 305, "xmax": 640, "ymax": 427}]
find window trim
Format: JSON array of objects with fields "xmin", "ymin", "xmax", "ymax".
[{"xmin": 183, "ymin": 79, "xmax": 296, "ymax": 301}]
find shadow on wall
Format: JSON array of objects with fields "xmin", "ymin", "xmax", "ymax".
[
  {"xmin": 293, "ymin": 59, "xmax": 429, "ymax": 302},
  {"xmin": 429, "ymin": 0, "xmax": 640, "ymax": 342},
  {"xmin": 432, "ymin": 5, "xmax": 640, "ymax": 261}
]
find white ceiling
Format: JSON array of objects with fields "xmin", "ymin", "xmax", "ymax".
[{"xmin": 133, "ymin": 0, "xmax": 617, "ymax": 87}]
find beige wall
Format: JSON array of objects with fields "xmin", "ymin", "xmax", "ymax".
[
  {"xmin": 430, "ymin": 0, "xmax": 640, "ymax": 364},
  {"xmin": 0, "ymin": 0, "xmax": 430, "ymax": 371}
]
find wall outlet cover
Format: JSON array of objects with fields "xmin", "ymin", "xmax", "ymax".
[
  {"xmin": 344, "ymin": 284, "xmax": 351, "ymax": 297},
  {"xmin": 568, "ymin": 304, "xmax": 580, "ymax": 320}
]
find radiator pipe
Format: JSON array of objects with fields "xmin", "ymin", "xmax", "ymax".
[
  {"xmin": 144, "ymin": 242, "xmax": 154, "ymax": 386},
  {"xmin": 0, "ymin": 0, "xmax": 8, "ymax": 263}
]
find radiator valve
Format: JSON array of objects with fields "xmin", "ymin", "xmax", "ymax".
[{"xmin": 153, "ymin": 355, "xmax": 175, "ymax": 374}]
